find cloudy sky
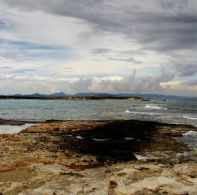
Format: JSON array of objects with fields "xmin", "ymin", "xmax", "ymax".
[{"xmin": 0, "ymin": 0, "xmax": 197, "ymax": 96}]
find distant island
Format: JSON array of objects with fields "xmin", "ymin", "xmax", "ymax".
[
  {"xmin": 49, "ymin": 96, "xmax": 146, "ymax": 101},
  {"xmin": 0, "ymin": 92, "xmax": 196, "ymax": 100},
  {"xmin": 0, "ymin": 95, "xmax": 146, "ymax": 101}
]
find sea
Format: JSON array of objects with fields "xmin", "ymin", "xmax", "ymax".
[
  {"xmin": 0, "ymin": 98, "xmax": 196, "ymax": 127},
  {"xmin": 0, "ymin": 98, "xmax": 197, "ymax": 149}
]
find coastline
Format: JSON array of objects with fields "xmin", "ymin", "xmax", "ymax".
[
  {"xmin": 0, "ymin": 119, "xmax": 197, "ymax": 194},
  {"xmin": 0, "ymin": 96, "xmax": 146, "ymax": 101}
]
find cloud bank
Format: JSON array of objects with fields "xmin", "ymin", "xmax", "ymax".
[{"xmin": 0, "ymin": 0, "xmax": 196, "ymax": 96}]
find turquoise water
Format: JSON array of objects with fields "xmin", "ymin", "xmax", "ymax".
[{"xmin": 0, "ymin": 99, "xmax": 197, "ymax": 127}]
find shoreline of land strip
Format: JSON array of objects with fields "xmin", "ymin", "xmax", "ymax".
[{"xmin": 0, "ymin": 95, "xmax": 146, "ymax": 101}]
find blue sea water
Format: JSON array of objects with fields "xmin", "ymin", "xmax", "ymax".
[{"xmin": 0, "ymin": 98, "xmax": 197, "ymax": 127}]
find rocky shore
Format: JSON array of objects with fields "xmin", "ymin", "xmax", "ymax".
[{"xmin": 0, "ymin": 120, "xmax": 197, "ymax": 194}]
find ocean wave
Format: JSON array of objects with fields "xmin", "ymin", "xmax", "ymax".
[
  {"xmin": 183, "ymin": 115, "xmax": 197, "ymax": 120},
  {"xmin": 125, "ymin": 109, "xmax": 133, "ymax": 113},
  {"xmin": 0, "ymin": 112, "xmax": 8, "ymax": 116},
  {"xmin": 124, "ymin": 110, "xmax": 160, "ymax": 116},
  {"xmin": 145, "ymin": 104, "xmax": 167, "ymax": 110},
  {"xmin": 181, "ymin": 131, "xmax": 197, "ymax": 149},
  {"xmin": 183, "ymin": 131, "xmax": 197, "ymax": 136}
]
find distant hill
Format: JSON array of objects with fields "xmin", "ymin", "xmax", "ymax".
[
  {"xmin": 7, "ymin": 92, "xmax": 70, "ymax": 98},
  {"xmin": 0, "ymin": 92, "xmax": 196, "ymax": 100}
]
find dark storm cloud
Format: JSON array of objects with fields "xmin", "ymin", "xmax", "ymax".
[
  {"xmin": 159, "ymin": 0, "xmax": 189, "ymax": 10},
  {"xmin": 174, "ymin": 64, "xmax": 197, "ymax": 77},
  {"xmin": 0, "ymin": 38, "xmax": 71, "ymax": 60},
  {"xmin": 91, "ymin": 48, "xmax": 143, "ymax": 63},
  {"xmin": 91, "ymin": 48, "xmax": 112, "ymax": 55},
  {"xmin": 0, "ymin": 20, "xmax": 8, "ymax": 29},
  {"xmin": 109, "ymin": 57, "xmax": 142, "ymax": 64},
  {"xmin": 118, "ymin": 50, "xmax": 145, "ymax": 56},
  {"xmin": 0, "ymin": 19, "xmax": 12, "ymax": 29},
  {"xmin": 2, "ymin": 0, "xmax": 197, "ymax": 52},
  {"xmin": 0, "ymin": 0, "xmax": 196, "ymax": 96}
]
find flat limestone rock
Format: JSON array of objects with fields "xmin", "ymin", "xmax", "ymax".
[{"xmin": 0, "ymin": 120, "xmax": 197, "ymax": 194}]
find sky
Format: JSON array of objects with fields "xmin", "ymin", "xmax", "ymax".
[{"xmin": 0, "ymin": 0, "xmax": 197, "ymax": 96}]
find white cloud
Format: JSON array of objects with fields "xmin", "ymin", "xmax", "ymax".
[{"xmin": 0, "ymin": 0, "xmax": 196, "ymax": 96}]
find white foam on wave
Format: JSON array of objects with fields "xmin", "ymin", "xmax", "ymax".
[
  {"xmin": 145, "ymin": 104, "xmax": 167, "ymax": 110},
  {"xmin": 157, "ymin": 115, "xmax": 172, "ymax": 119},
  {"xmin": 125, "ymin": 110, "xmax": 160, "ymax": 116},
  {"xmin": 181, "ymin": 131, "xmax": 197, "ymax": 149},
  {"xmin": 125, "ymin": 109, "xmax": 133, "ymax": 113},
  {"xmin": 183, "ymin": 115, "xmax": 197, "ymax": 120},
  {"xmin": 183, "ymin": 131, "xmax": 197, "ymax": 136}
]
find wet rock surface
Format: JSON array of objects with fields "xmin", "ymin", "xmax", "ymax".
[
  {"xmin": 0, "ymin": 119, "xmax": 37, "ymax": 126},
  {"xmin": 0, "ymin": 120, "xmax": 197, "ymax": 194}
]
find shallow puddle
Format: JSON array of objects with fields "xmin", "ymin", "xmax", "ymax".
[{"xmin": 0, "ymin": 124, "xmax": 35, "ymax": 134}]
